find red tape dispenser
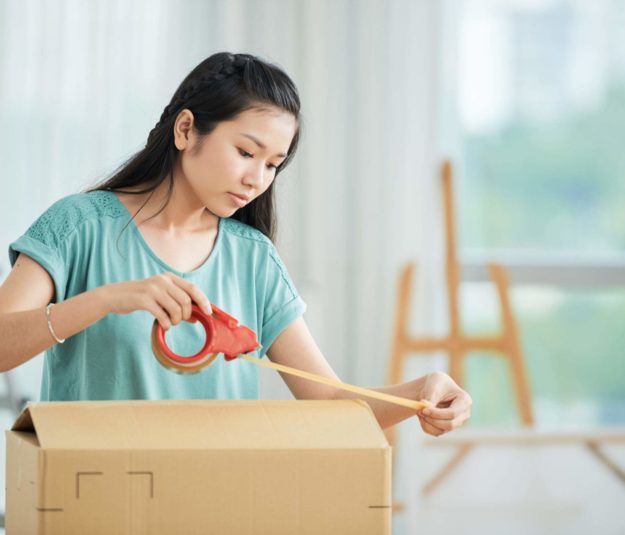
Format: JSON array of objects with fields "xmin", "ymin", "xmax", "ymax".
[
  {"xmin": 151, "ymin": 304, "xmax": 261, "ymax": 374},
  {"xmin": 151, "ymin": 303, "xmax": 429, "ymax": 411}
]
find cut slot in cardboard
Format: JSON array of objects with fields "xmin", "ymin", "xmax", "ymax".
[{"xmin": 5, "ymin": 399, "xmax": 392, "ymax": 534}]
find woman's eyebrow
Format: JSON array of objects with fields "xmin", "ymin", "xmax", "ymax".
[{"xmin": 239, "ymin": 133, "xmax": 287, "ymax": 158}]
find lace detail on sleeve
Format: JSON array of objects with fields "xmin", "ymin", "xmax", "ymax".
[
  {"xmin": 221, "ymin": 218, "xmax": 272, "ymax": 245},
  {"xmin": 222, "ymin": 218, "xmax": 299, "ymax": 299},
  {"xmin": 25, "ymin": 191, "xmax": 127, "ymax": 249}
]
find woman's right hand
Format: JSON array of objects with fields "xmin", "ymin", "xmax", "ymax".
[{"xmin": 101, "ymin": 272, "xmax": 213, "ymax": 330}]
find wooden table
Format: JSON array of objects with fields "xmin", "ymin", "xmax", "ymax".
[{"xmin": 421, "ymin": 428, "xmax": 625, "ymax": 496}]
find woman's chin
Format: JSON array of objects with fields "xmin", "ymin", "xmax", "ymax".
[{"xmin": 209, "ymin": 205, "xmax": 239, "ymax": 218}]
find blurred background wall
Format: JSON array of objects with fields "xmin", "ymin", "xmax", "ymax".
[{"xmin": 1, "ymin": 0, "xmax": 624, "ymax": 533}]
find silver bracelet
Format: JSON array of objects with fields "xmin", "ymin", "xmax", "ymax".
[{"xmin": 45, "ymin": 303, "xmax": 65, "ymax": 344}]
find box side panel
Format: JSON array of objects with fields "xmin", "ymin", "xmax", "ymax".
[
  {"xmin": 5, "ymin": 431, "xmax": 42, "ymax": 535},
  {"xmin": 297, "ymin": 448, "xmax": 392, "ymax": 535},
  {"xmin": 8, "ymin": 445, "xmax": 391, "ymax": 535},
  {"xmin": 121, "ymin": 447, "xmax": 392, "ymax": 535},
  {"xmin": 38, "ymin": 450, "xmax": 137, "ymax": 535}
]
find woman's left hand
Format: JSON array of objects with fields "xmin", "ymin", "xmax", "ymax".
[{"xmin": 416, "ymin": 372, "xmax": 472, "ymax": 437}]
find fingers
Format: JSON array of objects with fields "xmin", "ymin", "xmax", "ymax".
[
  {"xmin": 169, "ymin": 275, "xmax": 212, "ymax": 315},
  {"xmin": 155, "ymin": 289, "xmax": 184, "ymax": 328},
  {"xmin": 420, "ymin": 410, "xmax": 470, "ymax": 433},
  {"xmin": 149, "ymin": 273, "xmax": 212, "ymax": 329},
  {"xmin": 416, "ymin": 386, "xmax": 473, "ymax": 436},
  {"xmin": 164, "ymin": 283, "xmax": 193, "ymax": 322},
  {"xmin": 143, "ymin": 299, "xmax": 173, "ymax": 330},
  {"xmin": 421, "ymin": 405, "xmax": 456, "ymax": 420},
  {"xmin": 418, "ymin": 414, "xmax": 446, "ymax": 437},
  {"xmin": 421, "ymin": 393, "xmax": 472, "ymax": 420}
]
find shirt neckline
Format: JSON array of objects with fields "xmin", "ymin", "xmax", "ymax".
[{"xmin": 105, "ymin": 189, "xmax": 222, "ymax": 277}]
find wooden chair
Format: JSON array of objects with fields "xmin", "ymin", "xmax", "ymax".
[
  {"xmin": 386, "ymin": 160, "xmax": 533, "ymax": 449},
  {"xmin": 387, "ymin": 160, "xmax": 625, "ymax": 500}
]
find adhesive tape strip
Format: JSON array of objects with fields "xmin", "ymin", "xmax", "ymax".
[{"xmin": 239, "ymin": 354, "xmax": 429, "ymax": 411}]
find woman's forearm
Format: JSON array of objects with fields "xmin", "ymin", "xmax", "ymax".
[
  {"xmin": 332, "ymin": 377, "xmax": 426, "ymax": 429},
  {"xmin": 0, "ymin": 287, "xmax": 110, "ymax": 372}
]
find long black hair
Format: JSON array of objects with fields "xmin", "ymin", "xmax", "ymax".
[{"xmin": 87, "ymin": 52, "xmax": 301, "ymax": 242}]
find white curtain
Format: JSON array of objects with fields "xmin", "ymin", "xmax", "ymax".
[{"xmin": 0, "ymin": 1, "xmax": 446, "ymax": 531}]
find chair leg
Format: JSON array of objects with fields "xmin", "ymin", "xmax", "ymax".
[
  {"xmin": 490, "ymin": 263, "xmax": 534, "ymax": 426},
  {"xmin": 586, "ymin": 441, "xmax": 625, "ymax": 486},
  {"xmin": 421, "ymin": 443, "xmax": 473, "ymax": 497}
]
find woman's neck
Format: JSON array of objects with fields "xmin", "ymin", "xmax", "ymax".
[{"xmin": 121, "ymin": 178, "xmax": 217, "ymax": 234}]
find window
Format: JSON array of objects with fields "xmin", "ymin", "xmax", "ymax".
[{"xmin": 454, "ymin": 0, "xmax": 625, "ymax": 426}]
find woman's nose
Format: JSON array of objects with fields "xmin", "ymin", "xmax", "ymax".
[{"xmin": 243, "ymin": 161, "xmax": 268, "ymax": 189}]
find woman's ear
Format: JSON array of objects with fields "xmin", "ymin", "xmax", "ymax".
[{"xmin": 173, "ymin": 109, "xmax": 195, "ymax": 151}]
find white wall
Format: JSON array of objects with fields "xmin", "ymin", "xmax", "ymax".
[
  {"xmin": 0, "ymin": 0, "xmax": 447, "ymax": 394},
  {"xmin": 0, "ymin": 1, "xmax": 447, "ymax": 530}
]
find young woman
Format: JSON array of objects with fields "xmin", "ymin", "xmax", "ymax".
[{"xmin": 0, "ymin": 52, "xmax": 471, "ymax": 435}]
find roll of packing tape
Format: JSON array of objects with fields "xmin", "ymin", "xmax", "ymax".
[{"xmin": 151, "ymin": 320, "xmax": 219, "ymax": 374}]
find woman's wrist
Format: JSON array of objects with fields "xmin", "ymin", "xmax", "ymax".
[
  {"xmin": 407, "ymin": 375, "xmax": 428, "ymax": 402},
  {"xmin": 45, "ymin": 303, "xmax": 65, "ymax": 344},
  {"xmin": 89, "ymin": 286, "xmax": 114, "ymax": 317}
]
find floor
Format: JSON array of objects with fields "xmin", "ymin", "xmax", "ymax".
[{"xmin": 392, "ymin": 423, "xmax": 625, "ymax": 535}]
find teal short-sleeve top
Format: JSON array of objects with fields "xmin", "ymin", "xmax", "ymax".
[{"xmin": 8, "ymin": 190, "xmax": 306, "ymax": 401}]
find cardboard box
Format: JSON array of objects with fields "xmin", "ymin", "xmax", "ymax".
[{"xmin": 6, "ymin": 399, "xmax": 391, "ymax": 534}]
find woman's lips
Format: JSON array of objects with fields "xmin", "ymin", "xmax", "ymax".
[{"xmin": 228, "ymin": 192, "xmax": 249, "ymax": 208}]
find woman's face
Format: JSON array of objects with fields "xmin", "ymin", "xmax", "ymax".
[{"xmin": 174, "ymin": 106, "xmax": 297, "ymax": 217}]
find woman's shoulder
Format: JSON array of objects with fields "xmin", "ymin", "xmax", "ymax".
[
  {"xmin": 25, "ymin": 190, "xmax": 127, "ymax": 245},
  {"xmin": 51, "ymin": 190, "xmax": 127, "ymax": 218},
  {"xmin": 36, "ymin": 190, "xmax": 123, "ymax": 216},
  {"xmin": 220, "ymin": 218, "xmax": 273, "ymax": 247},
  {"xmin": 44, "ymin": 190, "xmax": 128, "ymax": 222},
  {"xmin": 219, "ymin": 218, "xmax": 293, "ymax": 275}
]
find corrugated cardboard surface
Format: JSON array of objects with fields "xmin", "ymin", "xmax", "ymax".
[{"xmin": 6, "ymin": 399, "xmax": 392, "ymax": 534}]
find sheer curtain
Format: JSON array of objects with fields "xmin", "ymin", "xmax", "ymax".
[{"xmin": 0, "ymin": 1, "xmax": 445, "ymax": 530}]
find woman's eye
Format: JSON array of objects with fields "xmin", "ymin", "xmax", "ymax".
[{"xmin": 239, "ymin": 148, "xmax": 278, "ymax": 170}]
